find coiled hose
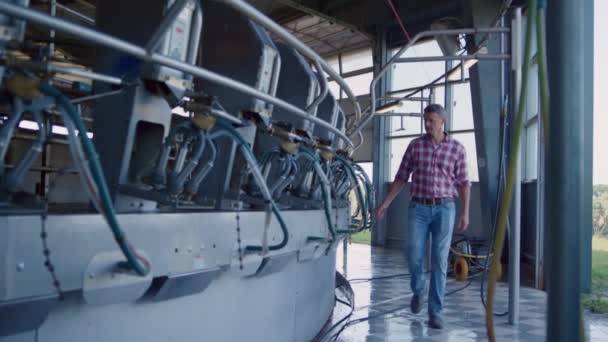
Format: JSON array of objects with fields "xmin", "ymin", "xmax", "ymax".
[{"xmin": 335, "ymin": 156, "xmax": 368, "ymax": 233}]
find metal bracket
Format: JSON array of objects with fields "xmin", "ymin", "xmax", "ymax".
[{"xmin": 83, "ymin": 250, "xmax": 153, "ymax": 306}]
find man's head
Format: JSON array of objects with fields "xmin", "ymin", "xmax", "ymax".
[{"xmin": 423, "ymin": 104, "xmax": 446, "ymax": 137}]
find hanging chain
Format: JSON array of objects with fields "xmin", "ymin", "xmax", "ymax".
[
  {"xmin": 40, "ymin": 166, "xmax": 72, "ymax": 300},
  {"xmin": 235, "ymin": 166, "xmax": 250, "ymax": 270}
]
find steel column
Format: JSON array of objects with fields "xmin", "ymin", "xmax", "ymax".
[
  {"xmin": 371, "ymin": 28, "xmax": 391, "ymax": 246},
  {"xmin": 507, "ymin": 7, "xmax": 522, "ymax": 326},
  {"xmin": 545, "ymin": 0, "xmax": 590, "ymax": 339},
  {"xmin": 580, "ymin": 0, "xmax": 594, "ymax": 294}
]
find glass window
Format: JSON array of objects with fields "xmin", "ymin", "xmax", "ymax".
[
  {"xmin": 390, "ymin": 115, "xmax": 422, "ymax": 136},
  {"xmin": 433, "ymin": 85, "xmax": 445, "ymax": 109},
  {"xmin": 391, "ymin": 40, "xmax": 446, "ymax": 91},
  {"xmin": 357, "ymin": 162, "xmax": 374, "ymax": 183},
  {"xmin": 451, "ymin": 83, "xmax": 475, "ymax": 131},
  {"xmin": 341, "ymin": 48, "xmax": 373, "ymax": 73},
  {"xmin": 389, "ymin": 137, "xmax": 414, "ymax": 180},
  {"xmin": 451, "ymin": 132, "xmax": 480, "ymax": 182},
  {"xmin": 525, "ymin": 122, "xmax": 539, "ymax": 180},
  {"xmin": 328, "ymin": 81, "xmax": 341, "ymax": 98},
  {"xmin": 345, "ymin": 72, "xmax": 373, "ymax": 96},
  {"xmin": 527, "ymin": 64, "xmax": 539, "ymax": 120}
]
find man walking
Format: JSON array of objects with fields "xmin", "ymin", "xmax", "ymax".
[{"xmin": 375, "ymin": 104, "xmax": 470, "ymax": 329}]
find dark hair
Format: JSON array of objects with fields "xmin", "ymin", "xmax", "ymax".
[{"xmin": 423, "ymin": 104, "xmax": 446, "ymax": 118}]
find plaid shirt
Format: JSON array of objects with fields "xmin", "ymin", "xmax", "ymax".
[{"xmin": 395, "ymin": 133, "xmax": 469, "ymax": 199}]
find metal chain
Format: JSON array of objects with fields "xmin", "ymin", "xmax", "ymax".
[
  {"xmin": 235, "ymin": 166, "xmax": 250, "ymax": 270},
  {"xmin": 40, "ymin": 166, "xmax": 73, "ymax": 301}
]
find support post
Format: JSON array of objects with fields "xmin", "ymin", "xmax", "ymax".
[
  {"xmin": 545, "ymin": 0, "xmax": 590, "ymax": 339},
  {"xmin": 371, "ymin": 28, "xmax": 391, "ymax": 246}
]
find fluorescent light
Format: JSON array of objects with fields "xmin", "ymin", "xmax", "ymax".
[
  {"xmin": 18, "ymin": 120, "xmax": 93, "ymax": 138},
  {"xmin": 375, "ymin": 100, "xmax": 403, "ymax": 113},
  {"xmin": 447, "ymin": 59, "xmax": 479, "ymax": 81}
]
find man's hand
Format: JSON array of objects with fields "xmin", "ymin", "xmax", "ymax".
[
  {"xmin": 457, "ymin": 214, "xmax": 469, "ymax": 232},
  {"xmin": 375, "ymin": 205, "xmax": 388, "ymax": 221}
]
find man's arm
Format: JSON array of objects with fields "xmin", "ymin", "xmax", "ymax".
[
  {"xmin": 457, "ymin": 185, "xmax": 470, "ymax": 232},
  {"xmin": 375, "ymin": 179, "xmax": 405, "ymax": 220},
  {"xmin": 374, "ymin": 144, "xmax": 414, "ymax": 220}
]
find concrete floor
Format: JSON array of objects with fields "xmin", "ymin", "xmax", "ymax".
[{"xmin": 321, "ymin": 243, "xmax": 608, "ymax": 341}]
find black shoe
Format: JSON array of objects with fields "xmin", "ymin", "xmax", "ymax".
[
  {"xmin": 410, "ymin": 294, "xmax": 422, "ymax": 314},
  {"xmin": 428, "ymin": 314, "xmax": 444, "ymax": 330}
]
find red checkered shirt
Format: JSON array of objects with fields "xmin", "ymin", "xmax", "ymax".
[{"xmin": 395, "ymin": 133, "xmax": 469, "ymax": 199}]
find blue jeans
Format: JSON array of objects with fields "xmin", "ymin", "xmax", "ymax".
[{"xmin": 406, "ymin": 201, "xmax": 456, "ymax": 316}]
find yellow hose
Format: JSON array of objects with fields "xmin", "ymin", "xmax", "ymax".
[
  {"xmin": 450, "ymin": 247, "xmax": 493, "ymax": 259},
  {"xmin": 486, "ymin": 1, "xmax": 536, "ymax": 341}
]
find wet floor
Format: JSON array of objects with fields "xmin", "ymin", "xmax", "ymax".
[{"xmin": 321, "ymin": 243, "xmax": 608, "ymax": 341}]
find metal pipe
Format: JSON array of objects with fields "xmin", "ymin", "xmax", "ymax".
[
  {"xmin": 49, "ymin": 0, "xmax": 55, "ymax": 58},
  {"xmin": 273, "ymin": 156, "xmax": 298, "ymax": 197},
  {"xmin": 545, "ymin": 0, "xmax": 587, "ymax": 339},
  {"xmin": 186, "ymin": 2, "xmax": 202, "ymax": 65},
  {"xmin": 210, "ymin": 108, "xmax": 243, "ymax": 125},
  {"xmin": 387, "ymin": 128, "xmax": 475, "ymax": 140},
  {"xmin": 5, "ymin": 110, "xmax": 47, "ymax": 192},
  {"xmin": 353, "ymin": 27, "xmax": 509, "ymax": 137},
  {"xmin": 0, "ymin": 2, "xmax": 353, "ymax": 147},
  {"xmin": 55, "ymin": 2, "xmax": 94, "ymax": 25},
  {"xmin": 0, "ymin": 98, "xmax": 25, "ymax": 175},
  {"xmin": 388, "ymin": 78, "xmax": 472, "ymax": 95},
  {"xmin": 508, "ymin": 7, "xmax": 522, "ymax": 325},
  {"xmin": 306, "ymin": 59, "xmax": 328, "ymax": 114},
  {"xmin": 266, "ymin": 53, "xmax": 281, "ymax": 113},
  {"xmin": 444, "ymin": 60, "xmax": 454, "ymax": 130},
  {"xmin": 185, "ymin": 134, "xmax": 217, "ymax": 195},
  {"xmin": 219, "ymin": 0, "xmax": 362, "ymax": 125},
  {"xmin": 71, "ymin": 89, "xmax": 125, "ymax": 104},
  {"xmin": 6, "ymin": 60, "xmax": 123, "ymax": 85},
  {"xmin": 395, "ymin": 54, "xmax": 509, "ymax": 63},
  {"xmin": 50, "ymin": 64, "xmax": 123, "ymax": 85},
  {"xmin": 145, "ymin": 0, "xmax": 191, "ymax": 53},
  {"xmin": 374, "ymin": 112, "xmax": 423, "ymax": 117},
  {"xmin": 171, "ymin": 130, "xmax": 206, "ymax": 195},
  {"xmin": 15, "ymin": 0, "xmax": 30, "ymax": 42},
  {"xmin": 268, "ymin": 156, "xmax": 292, "ymax": 195}
]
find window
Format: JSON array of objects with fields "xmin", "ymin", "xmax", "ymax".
[
  {"xmin": 451, "ymin": 83, "xmax": 475, "ymax": 131},
  {"xmin": 341, "ymin": 48, "xmax": 372, "ymax": 73},
  {"xmin": 523, "ymin": 63, "xmax": 540, "ymax": 181},
  {"xmin": 390, "ymin": 115, "xmax": 423, "ymax": 136},
  {"xmin": 357, "ymin": 162, "xmax": 374, "ymax": 183},
  {"xmin": 451, "ymin": 132, "xmax": 480, "ymax": 182},
  {"xmin": 391, "ymin": 40, "xmax": 446, "ymax": 92},
  {"xmin": 345, "ymin": 72, "xmax": 373, "ymax": 97},
  {"xmin": 328, "ymin": 81, "xmax": 341, "ymax": 98},
  {"xmin": 525, "ymin": 122, "xmax": 538, "ymax": 180},
  {"xmin": 389, "ymin": 137, "xmax": 415, "ymax": 180}
]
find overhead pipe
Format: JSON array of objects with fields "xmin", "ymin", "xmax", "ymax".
[{"xmin": 0, "ymin": 2, "xmax": 353, "ymax": 147}]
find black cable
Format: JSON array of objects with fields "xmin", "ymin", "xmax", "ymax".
[
  {"xmin": 347, "ymin": 272, "xmax": 410, "ymax": 283},
  {"xmin": 335, "ymin": 296, "xmax": 351, "ymax": 307}
]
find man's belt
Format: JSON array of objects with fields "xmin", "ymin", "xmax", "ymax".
[{"xmin": 412, "ymin": 197, "xmax": 455, "ymax": 205}]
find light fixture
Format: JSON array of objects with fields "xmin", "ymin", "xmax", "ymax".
[
  {"xmin": 18, "ymin": 120, "xmax": 94, "ymax": 138},
  {"xmin": 446, "ymin": 58, "xmax": 479, "ymax": 81},
  {"xmin": 375, "ymin": 100, "xmax": 403, "ymax": 113}
]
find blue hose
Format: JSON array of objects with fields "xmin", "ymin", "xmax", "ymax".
[
  {"xmin": 213, "ymin": 120, "xmax": 289, "ymax": 252},
  {"xmin": 298, "ymin": 148, "xmax": 336, "ymax": 241},
  {"xmin": 39, "ymin": 82, "xmax": 150, "ymax": 276},
  {"xmin": 335, "ymin": 156, "xmax": 368, "ymax": 233}
]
